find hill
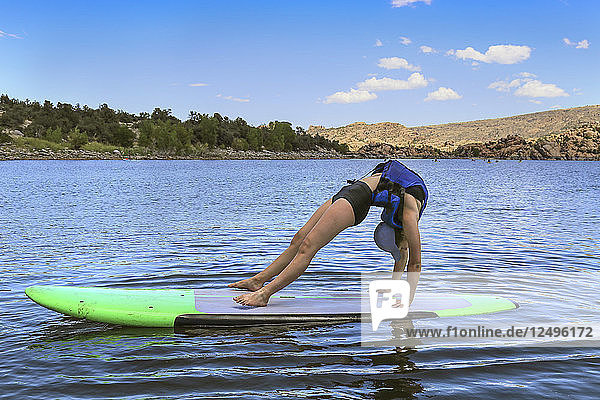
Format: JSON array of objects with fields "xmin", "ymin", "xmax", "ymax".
[{"xmin": 308, "ymin": 105, "xmax": 600, "ymax": 152}]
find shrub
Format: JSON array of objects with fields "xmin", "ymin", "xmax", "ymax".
[
  {"xmin": 43, "ymin": 127, "xmax": 63, "ymax": 143},
  {"xmin": 0, "ymin": 130, "xmax": 12, "ymax": 143},
  {"xmin": 68, "ymin": 128, "xmax": 89, "ymax": 149},
  {"xmin": 232, "ymin": 137, "xmax": 249, "ymax": 151},
  {"xmin": 14, "ymin": 137, "xmax": 66, "ymax": 151},
  {"xmin": 82, "ymin": 141, "xmax": 120, "ymax": 153}
]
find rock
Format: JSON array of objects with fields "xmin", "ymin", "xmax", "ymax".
[
  {"xmin": 355, "ymin": 123, "xmax": 599, "ymax": 161},
  {"xmin": 533, "ymin": 140, "xmax": 559, "ymax": 159},
  {"xmin": 357, "ymin": 143, "xmax": 445, "ymax": 159}
]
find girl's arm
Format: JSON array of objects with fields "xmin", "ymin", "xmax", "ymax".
[
  {"xmin": 402, "ymin": 194, "xmax": 422, "ymax": 304},
  {"xmin": 392, "ymin": 234, "xmax": 408, "ymax": 280}
]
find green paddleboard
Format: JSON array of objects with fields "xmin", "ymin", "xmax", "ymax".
[{"xmin": 25, "ymin": 286, "xmax": 518, "ymax": 328}]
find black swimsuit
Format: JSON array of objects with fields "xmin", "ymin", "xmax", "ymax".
[
  {"xmin": 332, "ymin": 181, "xmax": 372, "ymax": 226},
  {"xmin": 332, "ymin": 181, "xmax": 425, "ymax": 226},
  {"xmin": 405, "ymin": 185, "xmax": 425, "ymax": 204}
]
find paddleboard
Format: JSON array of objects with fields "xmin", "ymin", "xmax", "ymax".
[{"xmin": 25, "ymin": 286, "xmax": 518, "ymax": 328}]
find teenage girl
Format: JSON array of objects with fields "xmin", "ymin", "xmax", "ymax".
[{"xmin": 229, "ymin": 160, "xmax": 428, "ymax": 307}]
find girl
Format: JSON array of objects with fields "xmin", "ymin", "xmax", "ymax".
[{"xmin": 229, "ymin": 160, "xmax": 428, "ymax": 306}]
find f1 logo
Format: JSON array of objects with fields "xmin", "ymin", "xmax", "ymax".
[{"xmin": 369, "ymin": 280, "xmax": 410, "ymax": 330}]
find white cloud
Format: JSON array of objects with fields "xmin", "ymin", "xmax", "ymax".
[
  {"xmin": 0, "ymin": 29, "xmax": 21, "ymax": 39},
  {"xmin": 577, "ymin": 40, "xmax": 590, "ymax": 49},
  {"xmin": 375, "ymin": 39, "xmax": 383, "ymax": 47},
  {"xmin": 448, "ymin": 44, "xmax": 531, "ymax": 64},
  {"xmin": 488, "ymin": 78, "xmax": 526, "ymax": 92},
  {"xmin": 488, "ymin": 72, "xmax": 537, "ymax": 92},
  {"xmin": 563, "ymin": 37, "xmax": 590, "ymax": 49},
  {"xmin": 324, "ymin": 89, "xmax": 377, "ymax": 104},
  {"xmin": 488, "ymin": 73, "xmax": 568, "ymax": 98},
  {"xmin": 529, "ymin": 99, "xmax": 542, "ymax": 104},
  {"xmin": 514, "ymin": 80, "xmax": 569, "ymax": 98},
  {"xmin": 216, "ymin": 94, "xmax": 250, "ymax": 103},
  {"xmin": 420, "ymin": 45, "xmax": 437, "ymax": 54},
  {"xmin": 424, "ymin": 87, "xmax": 462, "ymax": 101},
  {"xmin": 189, "ymin": 83, "xmax": 209, "ymax": 87},
  {"xmin": 399, "ymin": 36, "xmax": 412, "ymax": 45},
  {"xmin": 324, "ymin": 71, "xmax": 428, "ymax": 105},
  {"xmin": 357, "ymin": 72, "xmax": 428, "ymax": 91},
  {"xmin": 391, "ymin": 0, "xmax": 432, "ymax": 7},
  {"xmin": 377, "ymin": 57, "xmax": 421, "ymax": 71}
]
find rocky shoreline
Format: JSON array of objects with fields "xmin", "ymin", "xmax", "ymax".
[
  {"xmin": 0, "ymin": 144, "xmax": 351, "ymax": 161},
  {"xmin": 356, "ymin": 122, "xmax": 600, "ymax": 161}
]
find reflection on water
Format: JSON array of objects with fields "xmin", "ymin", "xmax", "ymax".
[{"xmin": 1, "ymin": 159, "xmax": 600, "ymax": 399}]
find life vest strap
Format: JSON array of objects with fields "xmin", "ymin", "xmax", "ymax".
[{"xmin": 393, "ymin": 185, "xmax": 405, "ymax": 226}]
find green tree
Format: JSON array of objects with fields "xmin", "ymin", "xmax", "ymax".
[
  {"xmin": 265, "ymin": 131, "xmax": 285, "ymax": 151},
  {"xmin": 0, "ymin": 105, "xmax": 26, "ymax": 130},
  {"xmin": 138, "ymin": 120, "xmax": 188, "ymax": 152},
  {"xmin": 217, "ymin": 126, "xmax": 234, "ymax": 148},
  {"xmin": 232, "ymin": 137, "xmax": 249, "ymax": 151},
  {"xmin": 26, "ymin": 109, "xmax": 59, "ymax": 137},
  {"xmin": 198, "ymin": 116, "xmax": 218, "ymax": 147},
  {"xmin": 247, "ymin": 127, "xmax": 263, "ymax": 150},
  {"xmin": 187, "ymin": 112, "xmax": 218, "ymax": 147},
  {"xmin": 44, "ymin": 127, "xmax": 63, "ymax": 143},
  {"xmin": 78, "ymin": 116, "xmax": 103, "ymax": 141},
  {"xmin": 68, "ymin": 127, "xmax": 88, "ymax": 149},
  {"xmin": 153, "ymin": 122, "xmax": 178, "ymax": 151},
  {"xmin": 151, "ymin": 108, "xmax": 175, "ymax": 122},
  {"xmin": 137, "ymin": 120, "xmax": 155, "ymax": 148},
  {"xmin": 98, "ymin": 103, "xmax": 117, "ymax": 123},
  {"xmin": 265, "ymin": 121, "xmax": 294, "ymax": 151},
  {"xmin": 173, "ymin": 123, "xmax": 192, "ymax": 148},
  {"xmin": 110, "ymin": 124, "xmax": 135, "ymax": 147}
]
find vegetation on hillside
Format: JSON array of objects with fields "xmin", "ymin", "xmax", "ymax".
[{"xmin": 0, "ymin": 95, "xmax": 349, "ymax": 154}]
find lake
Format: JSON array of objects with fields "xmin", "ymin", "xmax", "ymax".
[{"xmin": 1, "ymin": 159, "xmax": 599, "ymax": 399}]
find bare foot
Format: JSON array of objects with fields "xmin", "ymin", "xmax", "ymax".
[
  {"xmin": 233, "ymin": 290, "xmax": 270, "ymax": 307},
  {"xmin": 228, "ymin": 277, "xmax": 264, "ymax": 291}
]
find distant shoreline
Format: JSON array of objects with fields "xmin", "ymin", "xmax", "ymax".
[
  {"xmin": 2, "ymin": 143, "xmax": 600, "ymax": 161},
  {"xmin": 3, "ymin": 95, "xmax": 598, "ymax": 161},
  {"xmin": 0, "ymin": 143, "xmax": 353, "ymax": 161}
]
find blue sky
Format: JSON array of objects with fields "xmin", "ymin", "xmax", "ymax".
[{"xmin": 1, "ymin": 0, "xmax": 598, "ymax": 128}]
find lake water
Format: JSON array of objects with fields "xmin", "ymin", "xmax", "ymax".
[{"xmin": 1, "ymin": 159, "xmax": 599, "ymax": 399}]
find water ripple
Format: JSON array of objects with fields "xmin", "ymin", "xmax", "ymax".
[{"xmin": 1, "ymin": 159, "xmax": 599, "ymax": 399}]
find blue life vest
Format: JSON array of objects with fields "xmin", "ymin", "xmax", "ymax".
[{"xmin": 371, "ymin": 160, "xmax": 428, "ymax": 229}]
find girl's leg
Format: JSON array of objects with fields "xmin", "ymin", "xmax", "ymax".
[
  {"xmin": 228, "ymin": 198, "xmax": 333, "ymax": 291},
  {"xmin": 234, "ymin": 198, "xmax": 355, "ymax": 306}
]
